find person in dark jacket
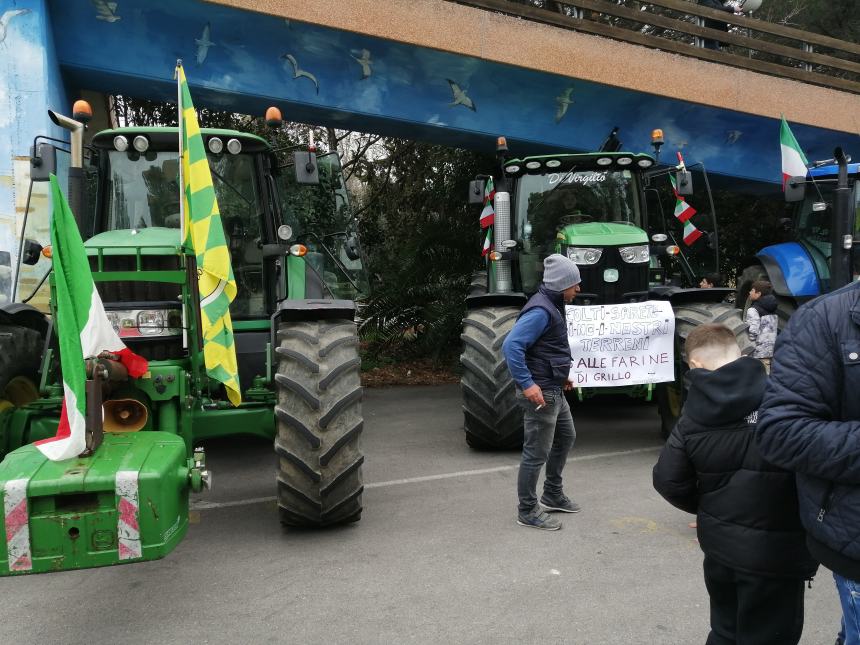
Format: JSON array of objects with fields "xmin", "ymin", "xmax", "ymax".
[
  {"xmin": 744, "ymin": 279, "xmax": 778, "ymax": 372},
  {"xmin": 653, "ymin": 323, "xmax": 817, "ymax": 645},
  {"xmin": 758, "ymin": 281, "xmax": 860, "ymax": 645},
  {"xmin": 502, "ymin": 254, "xmax": 581, "ymax": 531}
]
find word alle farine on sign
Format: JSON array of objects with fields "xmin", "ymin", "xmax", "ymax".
[{"xmin": 565, "ymin": 301, "xmax": 675, "ymax": 387}]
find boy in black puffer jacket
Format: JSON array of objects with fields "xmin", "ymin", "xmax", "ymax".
[{"xmin": 653, "ymin": 323, "xmax": 817, "ymax": 645}]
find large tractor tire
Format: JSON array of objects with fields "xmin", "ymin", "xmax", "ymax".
[
  {"xmin": 0, "ymin": 324, "xmax": 42, "ymax": 407},
  {"xmin": 460, "ymin": 306, "xmax": 523, "ymax": 450},
  {"xmin": 274, "ymin": 319, "xmax": 364, "ymax": 527},
  {"xmin": 657, "ymin": 301, "xmax": 753, "ymax": 438},
  {"xmin": 735, "ymin": 264, "xmax": 796, "ymax": 330},
  {"xmin": 0, "ymin": 324, "xmax": 43, "ymax": 457},
  {"xmin": 468, "ymin": 271, "xmax": 488, "ymax": 297}
]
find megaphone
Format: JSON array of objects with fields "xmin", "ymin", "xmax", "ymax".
[{"xmin": 103, "ymin": 399, "xmax": 149, "ymax": 433}]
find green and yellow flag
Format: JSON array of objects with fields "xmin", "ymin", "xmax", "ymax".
[{"xmin": 177, "ymin": 63, "xmax": 242, "ymax": 406}]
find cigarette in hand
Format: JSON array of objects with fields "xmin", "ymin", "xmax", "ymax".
[{"xmin": 535, "ymin": 404, "xmax": 545, "ymax": 411}]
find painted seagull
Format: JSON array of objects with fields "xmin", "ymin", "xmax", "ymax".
[
  {"xmin": 351, "ymin": 49, "xmax": 373, "ymax": 80},
  {"xmin": 195, "ymin": 22, "xmax": 214, "ymax": 65},
  {"xmin": 91, "ymin": 0, "xmax": 121, "ymax": 23},
  {"xmin": 554, "ymin": 87, "xmax": 574, "ymax": 123},
  {"xmin": 0, "ymin": 8, "xmax": 30, "ymax": 45},
  {"xmin": 282, "ymin": 54, "xmax": 320, "ymax": 94},
  {"xmin": 446, "ymin": 79, "xmax": 476, "ymax": 111},
  {"xmin": 725, "ymin": 129, "xmax": 743, "ymax": 145}
]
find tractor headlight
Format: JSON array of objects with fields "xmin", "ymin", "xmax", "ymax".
[
  {"xmin": 106, "ymin": 308, "xmax": 182, "ymax": 338},
  {"xmin": 567, "ymin": 247, "xmax": 602, "ymax": 265},
  {"xmin": 137, "ymin": 310, "xmax": 165, "ymax": 336},
  {"xmin": 619, "ymin": 244, "xmax": 650, "ymax": 263}
]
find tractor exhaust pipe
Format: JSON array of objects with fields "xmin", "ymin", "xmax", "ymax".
[
  {"xmin": 493, "ymin": 191, "xmax": 513, "ymax": 293},
  {"xmin": 48, "ymin": 109, "xmax": 86, "ymax": 231},
  {"xmin": 830, "ymin": 147, "xmax": 853, "ymax": 290}
]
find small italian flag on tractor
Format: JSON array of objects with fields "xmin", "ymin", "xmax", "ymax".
[
  {"xmin": 480, "ymin": 177, "xmax": 495, "ymax": 229},
  {"xmin": 669, "ymin": 174, "xmax": 696, "ymax": 222},
  {"xmin": 35, "ymin": 176, "xmax": 148, "ymax": 462},
  {"xmin": 481, "ymin": 226, "xmax": 493, "ymax": 257},
  {"xmin": 683, "ymin": 220, "xmax": 703, "ymax": 246},
  {"xmin": 780, "ymin": 116, "xmax": 809, "ymax": 189}
]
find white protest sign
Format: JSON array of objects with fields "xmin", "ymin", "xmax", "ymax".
[{"xmin": 565, "ymin": 301, "xmax": 675, "ymax": 387}]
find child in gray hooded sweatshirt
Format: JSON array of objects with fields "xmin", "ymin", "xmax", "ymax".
[{"xmin": 745, "ymin": 280, "xmax": 778, "ymax": 372}]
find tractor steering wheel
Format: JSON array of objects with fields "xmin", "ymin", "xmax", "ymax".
[{"xmin": 560, "ymin": 213, "xmax": 594, "ymax": 226}]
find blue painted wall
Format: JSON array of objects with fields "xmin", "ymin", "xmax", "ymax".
[
  {"xmin": 0, "ymin": 0, "xmax": 68, "ymax": 303},
  {"xmin": 45, "ymin": 0, "xmax": 858, "ymax": 186}
]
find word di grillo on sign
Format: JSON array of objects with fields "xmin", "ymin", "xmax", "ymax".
[{"xmin": 565, "ymin": 301, "xmax": 676, "ymax": 387}]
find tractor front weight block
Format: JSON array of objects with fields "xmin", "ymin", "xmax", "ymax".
[{"xmin": 0, "ymin": 432, "xmax": 195, "ymax": 575}]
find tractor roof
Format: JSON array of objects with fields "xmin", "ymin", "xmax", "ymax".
[
  {"xmin": 502, "ymin": 152, "xmax": 656, "ymax": 177},
  {"xmin": 92, "ymin": 127, "xmax": 271, "ymax": 153},
  {"xmin": 808, "ymin": 162, "xmax": 860, "ymax": 178}
]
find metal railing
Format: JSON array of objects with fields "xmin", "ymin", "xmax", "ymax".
[{"xmin": 451, "ymin": 0, "xmax": 860, "ymax": 94}]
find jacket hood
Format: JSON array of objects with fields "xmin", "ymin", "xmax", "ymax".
[
  {"xmin": 684, "ymin": 356, "xmax": 766, "ymax": 426},
  {"xmin": 753, "ymin": 294, "xmax": 778, "ymax": 315}
]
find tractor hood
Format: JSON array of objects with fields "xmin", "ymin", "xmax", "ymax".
[
  {"xmin": 85, "ymin": 227, "xmax": 184, "ymax": 256},
  {"xmin": 558, "ymin": 222, "xmax": 648, "ymax": 247}
]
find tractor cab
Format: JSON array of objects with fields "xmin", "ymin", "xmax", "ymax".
[
  {"xmin": 739, "ymin": 150, "xmax": 859, "ymax": 313},
  {"xmin": 470, "ymin": 149, "xmax": 721, "ymax": 303}
]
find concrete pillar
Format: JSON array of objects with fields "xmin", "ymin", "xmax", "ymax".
[{"xmin": 0, "ymin": 0, "xmax": 68, "ymax": 306}]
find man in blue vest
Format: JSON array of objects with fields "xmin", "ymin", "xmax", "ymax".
[{"xmin": 502, "ymin": 254, "xmax": 582, "ymax": 530}]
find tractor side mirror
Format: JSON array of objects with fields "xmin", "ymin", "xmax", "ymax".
[
  {"xmin": 468, "ymin": 179, "xmax": 486, "ymax": 205},
  {"xmin": 30, "ymin": 143, "xmax": 58, "ymax": 182},
  {"xmin": 675, "ymin": 171, "xmax": 693, "ymax": 196},
  {"xmin": 784, "ymin": 176, "xmax": 807, "ymax": 203},
  {"xmin": 293, "ymin": 151, "xmax": 319, "ymax": 185},
  {"xmin": 21, "ymin": 239, "xmax": 44, "ymax": 265}
]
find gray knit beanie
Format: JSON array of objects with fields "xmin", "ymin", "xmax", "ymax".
[{"xmin": 542, "ymin": 253, "xmax": 581, "ymax": 291}]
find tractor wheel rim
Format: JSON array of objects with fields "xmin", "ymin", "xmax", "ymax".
[{"xmin": 3, "ymin": 376, "xmax": 39, "ymax": 408}]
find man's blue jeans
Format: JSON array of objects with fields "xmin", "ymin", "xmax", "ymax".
[
  {"xmin": 516, "ymin": 386, "xmax": 576, "ymax": 516},
  {"xmin": 835, "ymin": 573, "xmax": 860, "ymax": 645}
]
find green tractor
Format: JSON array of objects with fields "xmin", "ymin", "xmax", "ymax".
[
  {"xmin": 0, "ymin": 103, "xmax": 367, "ymax": 575},
  {"xmin": 461, "ymin": 136, "xmax": 751, "ymax": 448}
]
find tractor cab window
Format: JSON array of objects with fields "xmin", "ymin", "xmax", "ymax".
[
  {"xmin": 275, "ymin": 152, "xmax": 367, "ymax": 299},
  {"xmin": 793, "ymin": 182, "xmax": 835, "ymax": 284},
  {"xmin": 515, "ymin": 170, "xmax": 642, "ymax": 292},
  {"xmin": 102, "ymin": 149, "xmax": 266, "ymax": 318},
  {"xmin": 793, "ymin": 180, "xmax": 860, "ymax": 283}
]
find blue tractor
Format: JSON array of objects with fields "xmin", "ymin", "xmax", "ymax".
[{"xmin": 736, "ymin": 148, "xmax": 858, "ymax": 322}]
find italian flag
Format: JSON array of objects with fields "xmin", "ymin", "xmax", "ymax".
[
  {"xmin": 480, "ymin": 177, "xmax": 495, "ymax": 229},
  {"xmin": 674, "ymin": 198, "xmax": 696, "ymax": 223},
  {"xmin": 35, "ymin": 176, "xmax": 148, "ymax": 462},
  {"xmin": 683, "ymin": 220, "xmax": 703, "ymax": 246},
  {"xmin": 780, "ymin": 116, "xmax": 809, "ymax": 189},
  {"xmin": 481, "ymin": 226, "xmax": 493, "ymax": 257}
]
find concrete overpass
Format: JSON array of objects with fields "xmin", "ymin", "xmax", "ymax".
[{"xmin": 1, "ymin": 0, "xmax": 859, "ymax": 298}]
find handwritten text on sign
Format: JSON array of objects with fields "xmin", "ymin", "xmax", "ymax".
[{"xmin": 565, "ymin": 301, "xmax": 675, "ymax": 387}]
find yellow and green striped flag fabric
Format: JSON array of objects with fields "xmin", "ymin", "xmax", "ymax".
[{"xmin": 178, "ymin": 64, "xmax": 242, "ymax": 406}]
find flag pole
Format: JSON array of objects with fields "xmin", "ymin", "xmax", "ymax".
[
  {"xmin": 175, "ymin": 60, "xmax": 189, "ymax": 351},
  {"xmin": 175, "ymin": 59, "xmax": 185, "ymax": 247}
]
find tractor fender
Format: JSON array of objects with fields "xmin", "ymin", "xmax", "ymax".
[
  {"xmin": 465, "ymin": 292, "xmax": 528, "ymax": 311},
  {"xmin": 0, "ymin": 303, "xmax": 49, "ymax": 336},
  {"xmin": 269, "ymin": 299, "xmax": 356, "ymax": 377},
  {"xmin": 272, "ymin": 298, "xmax": 355, "ymax": 324},
  {"xmin": 756, "ymin": 243, "xmax": 821, "ymax": 298},
  {"xmin": 647, "ymin": 286, "xmax": 734, "ymax": 306}
]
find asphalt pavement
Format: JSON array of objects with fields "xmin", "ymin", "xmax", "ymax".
[{"xmin": 0, "ymin": 385, "xmax": 842, "ymax": 644}]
